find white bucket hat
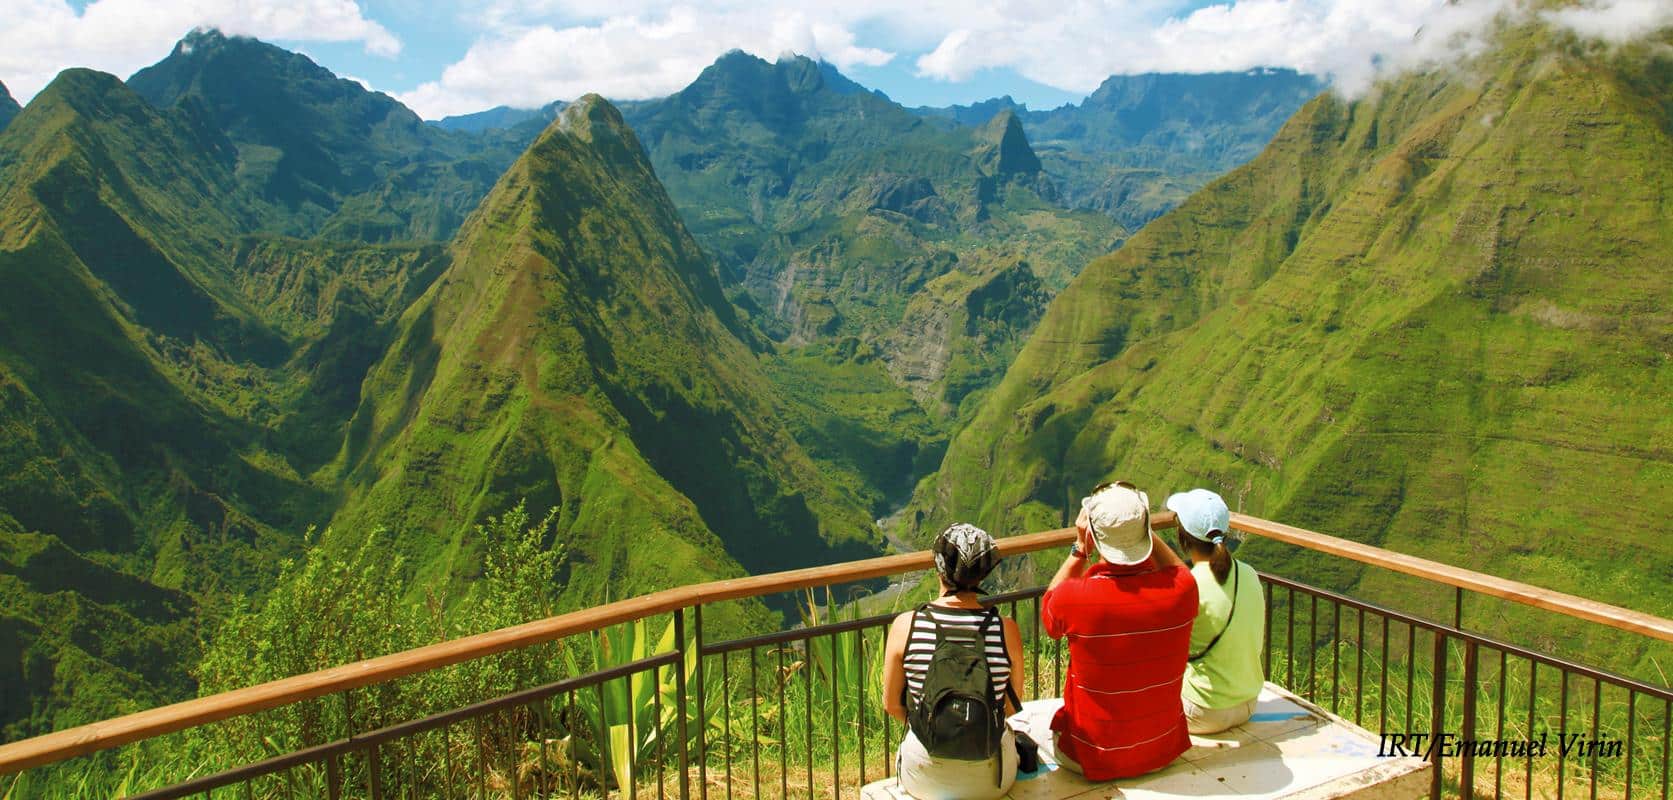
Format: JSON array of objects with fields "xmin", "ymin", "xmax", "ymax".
[{"xmin": 1081, "ymin": 481, "xmax": 1153, "ymax": 565}]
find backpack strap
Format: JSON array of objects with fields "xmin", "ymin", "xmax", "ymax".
[
  {"xmin": 902, "ymin": 604, "xmax": 935, "ymax": 713},
  {"xmin": 1188, "ymin": 561, "xmax": 1240, "ymax": 663},
  {"xmin": 977, "ymin": 606, "xmax": 1013, "ymax": 789}
]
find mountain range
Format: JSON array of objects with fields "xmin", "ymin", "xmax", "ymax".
[{"xmin": 917, "ymin": 69, "xmax": 1324, "ymax": 229}]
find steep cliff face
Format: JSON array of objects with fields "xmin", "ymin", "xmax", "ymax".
[{"xmin": 910, "ymin": 29, "xmax": 1673, "ymax": 671}]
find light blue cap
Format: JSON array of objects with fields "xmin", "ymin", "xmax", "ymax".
[{"xmin": 1165, "ymin": 488, "xmax": 1231, "ymax": 543}]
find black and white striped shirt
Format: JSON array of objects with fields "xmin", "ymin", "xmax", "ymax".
[{"xmin": 903, "ymin": 605, "xmax": 1010, "ymax": 705}]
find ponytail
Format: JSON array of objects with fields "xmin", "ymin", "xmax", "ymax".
[
  {"xmin": 1208, "ymin": 538, "xmax": 1233, "ymax": 585},
  {"xmin": 1178, "ymin": 529, "xmax": 1235, "ymax": 585}
]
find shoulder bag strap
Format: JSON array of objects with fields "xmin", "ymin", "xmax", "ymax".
[{"xmin": 1188, "ymin": 561, "xmax": 1240, "ymax": 663}]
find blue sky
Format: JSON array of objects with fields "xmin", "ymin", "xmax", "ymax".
[{"xmin": 8, "ymin": 1, "xmax": 1669, "ymax": 120}]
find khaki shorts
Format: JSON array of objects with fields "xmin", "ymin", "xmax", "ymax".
[
  {"xmin": 1182, "ymin": 695, "xmax": 1257, "ymax": 734},
  {"xmin": 896, "ymin": 728, "xmax": 1018, "ymax": 800}
]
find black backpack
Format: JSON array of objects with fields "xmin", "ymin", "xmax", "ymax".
[{"xmin": 906, "ymin": 605, "xmax": 1013, "ymax": 764}]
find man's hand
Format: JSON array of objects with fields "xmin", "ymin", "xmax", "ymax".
[
  {"xmin": 1074, "ymin": 508, "xmax": 1095, "ymax": 558},
  {"xmin": 1050, "ymin": 508, "xmax": 1095, "ymax": 592}
]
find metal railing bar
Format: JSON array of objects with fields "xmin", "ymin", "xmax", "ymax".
[
  {"xmin": 1660, "ymin": 697, "xmax": 1668, "ymax": 800},
  {"xmin": 804, "ymin": 641, "xmax": 813, "ymax": 800},
  {"xmin": 567, "ymin": 692, "xmax": 577, "ymax": 800},
  {"xmin": 595, "ymin": 683, "xmax": 609, "ymax": 800},
  {"xmin": 1406, "ymin": 622, "xmax": 1416, "ymax": 735},
  {"xmin": 1559, "ymin": 669, "xmax": 1570, "ymax": 800},
  {"xmin": 1264, "ymin": 580, "xmax": 1274, "ymax": 680},
  {"xmin": 538, "ymin": 703, "xmax": 550, "ymax": 800},
  {"xmin": 1355, "ymin": 606, "xmax": 1364, "ymax": 726},
  {"xmin": 656, "ymin": 661, "xmax": 666, "ymax": 800},
  {"xmin": 857, "ymin": 627, "xmax": 867, "ymax": 787},
  {"xmin": 1495, "ymin": 648, "xmax": 1506, "ymax": 800},
  {"xmin": 1031, "ymin": 595, "xmax": 1042, "ymax": 700},
  {"xmin": 1623, "ymin": 690, "xmax": 1633, "ymax": 800},
  {"xmin": 749, "ymin": 648, "xmax": 759, "ymax": 798},
  {"xmin": 1589, "ymin": 678, "xmax": 1599, "ymax": 800},
  {"xmin": 703, "ymin": 612, "xmax": 895, "ymax": 655},
  {"xmin": 1461, "ymin": 639, "xmax": 1479, "ymax": 798},
  {"xmin": 723, "ymin": 648, "xmax": 732, "ymax": 800},
  {"xmin": 1287, "ymin": 584, "xmax": 1296, "ymax": 696},
  {"xmin": 1379, "ymin": 612, "xmax": 1389, "ymax": 733},
  {"xmin": 1428, "ymin": 630, "xmax": 1447, "ymax": 799},
  {"xmin": 696, "ymin": 604, "xmax": 707, "ymax": 800},
  {"xmin": 778, "ymin": 646, "xmax": 787, "ymax": 800},
  {"xmin": 327, "ymin": 750, "xmax": 342, "ymax": 800},
  {"xmin": 476, "ymin": 714, "xmax": 487, "ymax": 800},
  {"xmin": 1526, "ymin": 662, "xmax": 1536, "ymax": 800},
  {"xmin": 1331, "ymin": 600, "xmax": 1341, "ymax": 714},
  {"xmin": 628, "ymin": 673, "xmax": 639, "ymax": 800},
  {"xmin": 1309, "ymin": 593, "xmax": 1319, "ymax": 701},
  {"xmin": 674, "ymin": 608, "xmax": 690, "ymax": 800},
  {"xmin": 830, "ymin": 631, "xmax": 840, "ymax": 800}
]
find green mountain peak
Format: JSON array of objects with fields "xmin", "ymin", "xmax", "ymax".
[
  {"xmin": 974, "ymin": 108, "xmax": 1043, "ymax": 176},
  {"xmin": 125, "ymin": 29, "xmax": 515, "ymax": 242}
]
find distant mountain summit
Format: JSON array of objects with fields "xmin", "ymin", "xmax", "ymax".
[
  {"xmin": 432, "ymin": 104, "xmax": 550, "ymax": 133},
  {"xmin": 1041, "ymin": 69, "xmax": 1324, "ymax": 169},
  {"xmin": 0, "ymin": 80, "xmax": 19, "ymax": 131},
  {"xmin": 974, "ymin": 109, "xmax": 1043, "ymax": 177},
  {"xmin": 621, "ymin": 51, "xmax": 1118, "ymax": 419},
  {"xmin": 127, "ymin": 29, "xmax": 522, "ymax": 241},
  {"xmin": 917, "ymin": 69, "xmax": 1322, "ymax": 228}
]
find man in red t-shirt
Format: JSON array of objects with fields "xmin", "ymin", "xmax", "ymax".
[{"xmin": 1041, "ymin": 480, "xmax": 1197, "ymax": 781}]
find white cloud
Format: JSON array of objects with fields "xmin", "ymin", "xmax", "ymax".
[
  {"xmin": 910, "ymin": 0, "xmax": 1533, "ymax": 98},
  {"xmin": 1543, "ymin": 0, "xmax": 1673, "ymax": 44},
  {"xmin": 397, "ymin": 6, "xmax": 894, "ymax": 118},
  {"xmin": 0, "ymin": 0, "xmax": 399, "ymax": 104},
  {"xmin": 907, "ymin": 0, "xmax": 1672, "ymax": 99}
]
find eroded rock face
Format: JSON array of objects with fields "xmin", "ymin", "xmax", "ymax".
[{"xmin": 860, "ymin": 174, "xmax": 948, "ymax": 224}]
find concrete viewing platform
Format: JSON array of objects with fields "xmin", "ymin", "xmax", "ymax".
[{"xmin": 863, "ymin": 684, "xmax": 1430, "ymax": 800}]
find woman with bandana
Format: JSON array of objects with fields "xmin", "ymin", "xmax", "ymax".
[
  {"xmin": 881, "ymin": 523, "xmax": 1025, "ymax": 799},
  {"xmin": 1165, "ymin": 489, "xmax": 1267, "ymax": 734}
]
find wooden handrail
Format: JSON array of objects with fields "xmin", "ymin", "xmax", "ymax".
[
  {"xmin": 3, "ymin": 509, "xmax": 1668, "ymax": 776},
  {"xmin": 1230, "ymin": 513, "xmax": 1673, "ymax": 643}
]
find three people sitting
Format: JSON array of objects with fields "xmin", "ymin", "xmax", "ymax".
[{"xmin": 882, "ymin": 483, "xmax": 1264, "ymax": 797}]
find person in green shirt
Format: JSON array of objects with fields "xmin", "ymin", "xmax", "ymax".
[{"xmin": 1166, "ymin": 489, "xmax": 1266, "ymax": 734}]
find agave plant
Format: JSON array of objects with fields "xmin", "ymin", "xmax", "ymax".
[{"xmin": 562, "ymin": 615, "xmax": 722, "ymax": 793}]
